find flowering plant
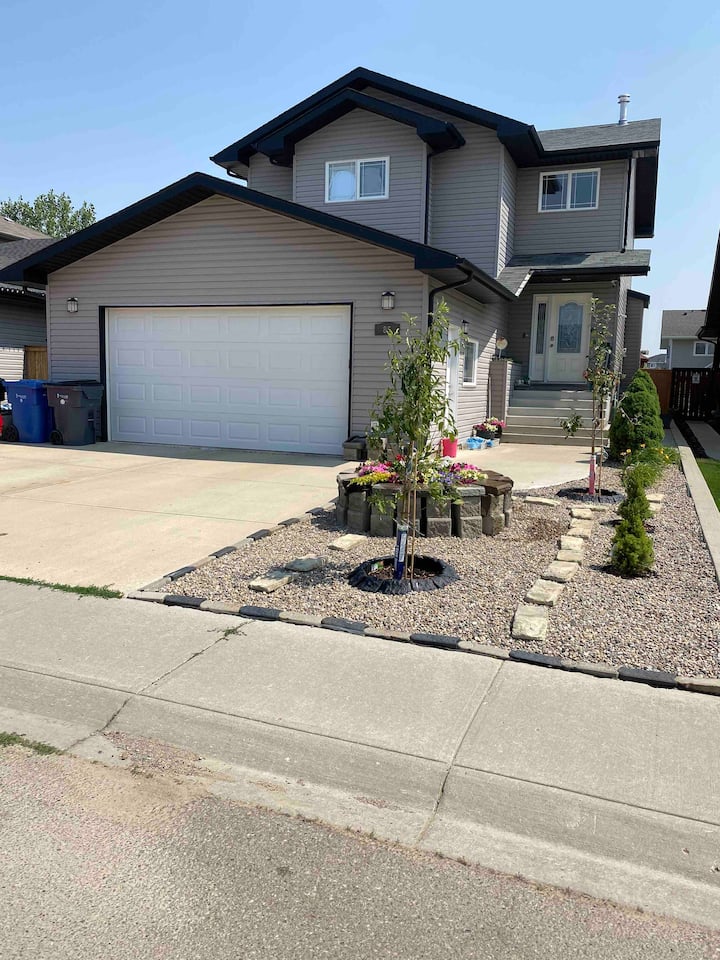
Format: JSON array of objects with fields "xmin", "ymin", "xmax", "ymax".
[
  {"xmin": 355, "ymin": 457, "xmax": 485, "ymax": 491},
  {"xmin": 473, "ymin": 417, "xmax": 505, "ymax": 434}
]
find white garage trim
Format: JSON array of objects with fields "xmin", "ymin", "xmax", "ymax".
[{"xmin": 105, "ymin": 304, "xmax": 352, "ymax": 455}]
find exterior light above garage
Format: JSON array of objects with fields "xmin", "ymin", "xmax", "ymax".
[
  {"xmin": 380, "ymin": 291, "xmax": 395, "ymax": 311},
  {"xmin": 66, "ymin": 297, "xmax": 79, "ymax": 313}
]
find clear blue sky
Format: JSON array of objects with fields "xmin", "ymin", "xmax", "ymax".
[{"xmin": 2, "ymin": 0, "xmax": 719, "ymax": 352}]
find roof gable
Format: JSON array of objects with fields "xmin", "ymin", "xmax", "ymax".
[{"xmin": 660, "ymin": 309, "xmax": 707, "ymax": 339}]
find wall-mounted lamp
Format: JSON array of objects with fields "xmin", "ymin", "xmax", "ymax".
[
  {"xmin": 380, "ymin": 291, "xmax": 395, "ymax": 311},
  {"xmin": 66, "ymin": 297, "xmax": 79, "ymax": 313},
  {"xmin": 461, "ymin": 319, "xmax": 469, "ymax": 334}
]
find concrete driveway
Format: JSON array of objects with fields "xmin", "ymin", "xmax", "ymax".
[{"xmin": 0, "ymin": 442, "xmax": 348, "ymax": 592}]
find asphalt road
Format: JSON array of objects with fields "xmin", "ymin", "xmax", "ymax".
[{"xmin": 1, "ymin": 741, "xmax": 718, "ymax": 960}]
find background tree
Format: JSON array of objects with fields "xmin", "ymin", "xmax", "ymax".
[{"xmin": 0, "ymin": 190, "xmax": 96, "ymax": 239}]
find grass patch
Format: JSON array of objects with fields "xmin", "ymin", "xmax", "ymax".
[
  {"xmin": 0, "ymin": 731, "xmax": 62, "ymax": 755},
  {"xmin": 0, "ymin": 575, "xmax": 122, "ymax": 599},
  {"xmin": 697, "ymin": 459, "xmax": 720, "ymax": 511}
]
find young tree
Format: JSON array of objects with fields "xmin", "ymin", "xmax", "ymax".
[
  {"xmin": 369, "ymin": 299, "xmax": 462, "ymax": 578},
  {"xmin": 583, "ymin": 298, "xmax": 620, "ymax": 498},
  {"xmin": 0, "ymin": 190, "xmax": 96, "ymax": 238}
]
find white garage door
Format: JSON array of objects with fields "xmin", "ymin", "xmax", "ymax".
[{"xmin": 106, "ymin": 305, "xmax": 351, "ymax": 455}]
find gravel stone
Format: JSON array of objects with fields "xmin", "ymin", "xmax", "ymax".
[{"xmin": 159, "ymin": 465, "xmax": 720, "ymax": 678}]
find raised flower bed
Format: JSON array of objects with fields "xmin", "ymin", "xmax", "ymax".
[{"xmin": 336, "ymin": 458, "xmax": 514, "ymax": 538}]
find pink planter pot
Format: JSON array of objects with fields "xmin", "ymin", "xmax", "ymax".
[{"xmin": 441, "ymin": 438, "xmax": 458, "ymax": 458}]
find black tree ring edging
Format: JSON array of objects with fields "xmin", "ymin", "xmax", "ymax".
[{"xmin": 348, "ymin": 555, "xmax": 457, "ymax": 594}]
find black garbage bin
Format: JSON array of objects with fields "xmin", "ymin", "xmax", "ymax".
[{"xmin": 45, "ymin": 382, "xmax": 104, "ymax": 445}]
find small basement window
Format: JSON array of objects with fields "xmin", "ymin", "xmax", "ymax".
[
  {"xmin": 694, "ymin": 341, "xmax": 714, "ymax": 356},
  {"xmin": 539, "ymin": 169, "xmax": 599, "ymax": 212},
  {"xmin": 326, "ymin": 158, "xmax": 389, "ymax": 202},
  {"xmin": 463, "ymin": 339, "xmax": 478, "ymax": 385}
]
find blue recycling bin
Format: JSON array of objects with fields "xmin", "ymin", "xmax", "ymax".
[{"xmin": 3, "ymin": 380, "xmax": 54, "ymax": 443}]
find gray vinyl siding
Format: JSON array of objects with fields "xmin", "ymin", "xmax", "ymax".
[
  {"xmin": 506, "ymin": 279, "xmax": 619, "ymax": 379},
  {"xmin": 45, "ymin": 195, "xmax": 426, "ymax": 436},
  {"xmin": 666, "ymin": 339, "xmax": 715, "ymax": 369},
  {"xmin": 247, "ymin": 154, "xmax": 293, "ymax": 200},
  {"xmin": 513, "ymin": 161, "xmax": 627, "ymax": 254},
  {"xmin": 0, "ymin": 296, "xmax": 46, "ymax": 347},
  {"xmin": 364, "ymin": 87, "xmax": 503, "ymax": 274},
  {"xmin": 625, "ymin": 159, "xmax": 636, "ymax": 248},
  {"xmin": 622, "ymin": 294, "xmax": 645, "ymax": 387},
  {"xmin": 293, "ymin": 109, "xmax": 426, "ymax": 242},
  {"xmin": 497, "ymin": 148, "xmax": 517, "ymax": 273},
  {"xmin": 614, "ymin": 276, "xmax": 630, "ymax": 373},
  {"xmin": 444, "ymin": 289, "xmax": 509, "ymax": 438}
]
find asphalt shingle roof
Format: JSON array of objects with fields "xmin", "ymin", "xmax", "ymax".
[
  {"xmin": 660, "ymin": 309, "xmax": 707, "ymax": 339},
  {"xmin": 0, "ymin": 238, "xmax": 55, "ymax": 271},
  {"xmin": 497, "ymin": 250, "xmax": 652, "ymax": 295},
  {"xmin": 0, "ymin": 217, "xmax": 51, "ymax": 241},
  {"xmin": 537, "ymin": 118, "xmax": 661, "ymax": 152}
]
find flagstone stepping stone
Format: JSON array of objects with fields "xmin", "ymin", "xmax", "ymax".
[
  {"xmin": 542, "ymin": 561, "xmax": 580, "ymax": 583},
  {"xmin": 649, "ymin": 503, "xmax": 662, "ymax": 514},
  {"xmin": 525, "ymin": 496, "xmax": 561, "ymax": 507},
  {"xmin": 556, "ymin": 549, "xmax": 584, "ymax": 564},
  {"xmin": 587, "ymin": 504, "xmax": 610, "ymax": 513},
  {"xmin": 511, "ymin": 604, "xmax": 549, "ymax": 641},
  {"xmin": 525, "ymin": 579, "xmax": 565, "ymax": 606},
  {"xmin": 646, "ymin": 493, "xmax": 665, "ymax": 503},
  {"xmin": 284, "ymin": 555, "xmax": 325, "ymax": 573},
  {"xmin": 570, "ymin": 507, "xmax": 594, "ymax": 520},
  {"xmin": 249, "ymin": 570, "xmax": 297, "ymax": 593},
  {"xmin": 567, "ymin": 520, "xmax": 594, "ymax": 539},
  {"xmin": 560, "ymin": 535, "xmax": 585, "ymax": 551},
  {"xmin": 328, "ymin": 534, "xmax": 367, "ymax": 552}
]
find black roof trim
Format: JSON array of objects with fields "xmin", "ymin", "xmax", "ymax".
[
  {"xmin": 698, "ymin": 231, "xmax": 720, "ymax": 339},
  {"xmin": 528, "ymin": 265, "xmax": 650, "ymax": 279},
  {"xmin": 255, "ymin": 90, "xmax": 465, "ymax": 166},
  {"xmin": 211, "ymin": 66, "xmax": 533, "ymax": 169},
  {"xmin": 627, "ymin": 289, "xmax": 650, "ymax": 307},
  {"xmin": 0, "ymin": 171, "xmax": 513, "ymax": 303}
]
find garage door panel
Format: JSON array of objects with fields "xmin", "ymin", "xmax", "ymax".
[{"xmin": 108, "ymin": 306, "xmax": 350, "ymax": 455}]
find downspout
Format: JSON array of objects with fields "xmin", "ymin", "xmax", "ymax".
[
  {"xmin": 423, "ymin": 148, "xmax": 443, "ymax": 245},
  {"xmin": 428, "ymin": 267, "xmax": 474, "ymax": 323},
  {"xmin": 621, "ymin": 157, "xmax": 632, "ymax": 252}
]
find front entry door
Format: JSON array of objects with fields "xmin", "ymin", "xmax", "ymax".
[{"xmin": 545, "ymin": 294, "xmax": 591, "ymax": 382}]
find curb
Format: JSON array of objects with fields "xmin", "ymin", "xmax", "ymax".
[
  {"xmin": 127, "ymin": 500, "xmax": 720, "ymax": 699},
  {"xmin": 671, "ymin": 421, "xmax": 720, "ymax": 588}
]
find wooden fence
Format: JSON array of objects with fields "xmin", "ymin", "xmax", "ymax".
[
  {"xmin": 646, "ymin": 369, "xmax": 671, "ymax": 413},
  {"xmin": 669, "ymin": 367, "xmax": 720, "ymax": 419},
  {"xmin": 23, "ymin": 345, "xmax": 48, "ymax": 380}
]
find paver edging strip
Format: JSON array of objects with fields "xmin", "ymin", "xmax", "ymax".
[
  {"xmin": 670, "ymin": 421, "xmax": 720, "ymax": 587},
  {"xmin": 125, "ymin": 497, "xmax": 718, "ymax": 697}
]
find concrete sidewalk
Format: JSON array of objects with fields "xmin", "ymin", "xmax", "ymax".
[{"xmin": 1, "ymin": 581, "xmax": 718, "ymax": 930}]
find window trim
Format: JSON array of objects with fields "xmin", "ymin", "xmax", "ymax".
[
  {"xmin": 462, "ymin": 338, "xmax": 479, "ymax": 386},
  {"xmin": 537, "ymin": 168, "xmax": 601, "ymax": 213},
  {"xmin": 694, "ymin": 340, "xmax": 714, "ymax": 356},
  {"xmin": 325, "ymin": 156, "xmax": 390, "ymax": 203}
]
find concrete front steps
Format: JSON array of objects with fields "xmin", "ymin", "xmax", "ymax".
[{"xmin": 503, "ymin": 388, "xmax": 604, "ymax": 446}]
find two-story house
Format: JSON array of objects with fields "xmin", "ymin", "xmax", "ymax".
[
  {"xmin": 0, "ymin": 68, "xmax": 659, "ymax": 454},
  {"xmin": 0, "ymin": 218, "xmax": 52, "ymax": 379}
]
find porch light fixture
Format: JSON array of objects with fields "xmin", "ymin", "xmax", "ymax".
[
  {"xmin": 66, "ymin": 297, "xmax": 79, "ymax": 313},
  {"xmin": 380, "ymin": 291, "xmax": 395, "ymax": 311},
  {"xmin": 461, "ymin": 319, "xmax": 469, "ymax": 334}
]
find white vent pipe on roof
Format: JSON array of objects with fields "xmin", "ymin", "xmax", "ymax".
[{"xmin": 618, "ymin": 94, "xmax": 630, "ymax": 125}]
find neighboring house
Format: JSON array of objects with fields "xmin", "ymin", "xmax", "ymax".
[
  {"xmin": 0, "ymin": 68, "xmax": 659, "ymax": 454},
  {"xmin": 660, "ymin": 310, "xmax": 714, "ymax": 369},
  {"xmin": 644, "ymin": 352, "xmax": 667, "ymax": 369},
  {"xmin": 0, "ymin": 219, "xmax": 53, "ymax": 379}
]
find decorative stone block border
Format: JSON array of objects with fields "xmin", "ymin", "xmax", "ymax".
[
  {"xmin": 126, "ymin": 496, "xmax": 720, "ymax": 698},
  {"xmin": 335, "ymin": 469, "xmax": 514, "ymax": 538}
]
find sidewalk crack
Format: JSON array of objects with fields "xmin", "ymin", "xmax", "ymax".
[{"xmin": 416, "ymin": 661, "xmax": 505, "ymax": 844}]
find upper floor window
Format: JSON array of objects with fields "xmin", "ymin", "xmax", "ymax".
[
  {"xmin": 325, "ymin": 158, "xmax": 389, "ymax": 203},
  {"xmin": 694, "ymin": 341, "xmax": 714, "ymax": 356},
  {"xmin": 539, "ymin": 169, "xmax": 599, "ymax": 212}
]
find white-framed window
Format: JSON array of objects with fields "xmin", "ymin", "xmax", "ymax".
[
  {"xmin": 538, "ymin": 169, "xmax": 600, "ymax": 212},
  {"xmin": 325, "ymin": 157, "xmax": 389, "ymax": 202},
  {"xmin": 694, "ymin": 341, "xmax": 714, "ymax": 356},
  {"xmin": 462, "ymin": 339, "xmax": 478, "ymax": 386}
]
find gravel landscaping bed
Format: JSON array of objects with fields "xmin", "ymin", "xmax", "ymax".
[
  {"xmin": 521, "ymin": 465, "xmax": 720, "ymax": 678},
  {"xmin": 160, "ymin": 464, "xmax": 720, "ymax": 677},
  {"xmin": 161, "ymin": 501, "xmax": 567, "ymax": 645}
]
